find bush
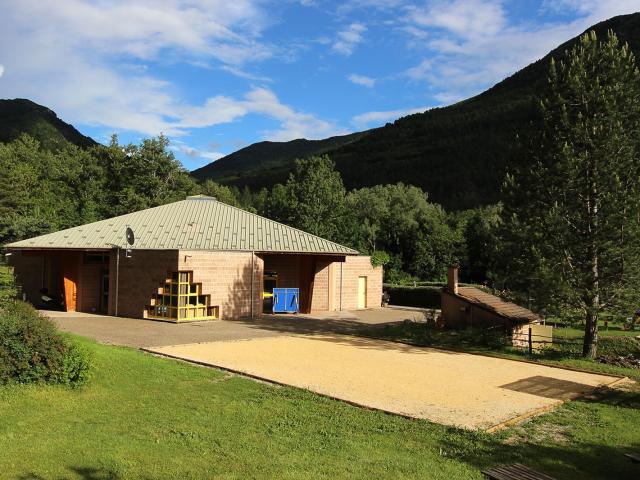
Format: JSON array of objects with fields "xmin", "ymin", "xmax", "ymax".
[
  {"xmin": 598, "ymin": 336, "xmax": 640, "ymax": 357},
  {"xmin": 0, "ymin": 301, "xmax": 92, "ymax": 387},
  {"xmin": 383, "ymin": 284, "xmax": 442, "ymax": 308},
  {"xmin": 0, "ymin": 264, "xmax": 18, "ymax": 309}
]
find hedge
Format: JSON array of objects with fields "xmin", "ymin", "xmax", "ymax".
[{"xmin": 383, "ymin": 284, "xmax": 442, "ymax": 309}]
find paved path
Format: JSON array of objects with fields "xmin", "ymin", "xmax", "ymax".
[
  {"xmin": 45, "ymin": 311, "xmax": 282, "ymax": 348},
  {"xmin": 44, "ymin": 307, "xmax": 424, "ymax": 348},
  {"xmin": 149, "ymin": 334, "xmax": 620, "ymax": 430}
]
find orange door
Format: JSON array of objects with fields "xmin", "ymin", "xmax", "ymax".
[{"xmin": 61, "ymin": 253, "xmax": 79, "ymax": 311}]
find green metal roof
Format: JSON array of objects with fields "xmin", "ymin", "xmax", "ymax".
[{"xmin": 6, "ymin": 196, "xmax": 359, "ymax": 255}]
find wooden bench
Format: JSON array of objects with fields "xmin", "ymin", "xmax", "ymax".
[
  {"xmin": 482, "ymin": 463, "xmax": 556, "ymax": 480},
  {"xmin": 625, "ymin": 452, "xmax": 640, "ymax": 463}
]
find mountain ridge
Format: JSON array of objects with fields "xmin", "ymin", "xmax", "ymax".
[
  {"xmin": 193, "ymin": 12, "xmax": 640, "ymax": 210},
  {"xmin": 0, "ymin": 98, "xmax": 96, "ymax": 150}
]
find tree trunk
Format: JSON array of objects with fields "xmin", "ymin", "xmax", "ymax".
[
  {"xmin": 583, "ymin": 155, "xmax": 599, "ymax": 359},
  {"xmin": 582, "ymin": 306, "xmax": 598, "ymax": 358}
]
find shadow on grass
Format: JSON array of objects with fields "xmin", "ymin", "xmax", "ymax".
[
  {"xmin": 439, "ymin": 428, "xmax": 640, "ymax": 480},
  {"xmin": 18, "ymin": 466, "xmax": 127, "ymax": 480}
]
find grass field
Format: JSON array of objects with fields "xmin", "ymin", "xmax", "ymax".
[{"xmin": 1, "ymin": 335, "xmax": 639, "ymax": 479}]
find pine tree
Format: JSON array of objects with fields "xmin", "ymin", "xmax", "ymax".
[{"xmin": 501, "ymin": 31, "xmax": 640, "ymax": 357}]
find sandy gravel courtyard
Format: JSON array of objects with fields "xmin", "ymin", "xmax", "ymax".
[{"xmin": 148, "ymin": 334, "xmax": 620, "ymax": 429}]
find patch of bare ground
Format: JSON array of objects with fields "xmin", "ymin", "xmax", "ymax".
[{"xmin": 502, "ymin": 422, "xmax": 571, "ymax": 446}]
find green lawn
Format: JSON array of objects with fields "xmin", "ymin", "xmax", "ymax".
[{"xmin": 1, "ymin": 336, "xmax": 639, "ymax": 479}]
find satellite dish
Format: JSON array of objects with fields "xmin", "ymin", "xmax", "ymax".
[{"xmin": 125, "ymin": 227, "xmax": 135, "ymax": 246}]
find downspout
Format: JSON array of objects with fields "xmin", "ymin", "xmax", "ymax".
[
  {"xmin": 250, "ymin": 251, "xmax": 255, "ymax": 318},
  {"xmin": 115, "ymin": 247, "xmax": 120, "ymax": 317},
  {"xmin": 340, "ymin": 262, "xmax": 343, "ymax": 311}
]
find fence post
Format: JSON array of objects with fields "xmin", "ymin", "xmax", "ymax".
[{"xmin": 528, "ymin": 326, "xmax": 533, "ymax": 354}]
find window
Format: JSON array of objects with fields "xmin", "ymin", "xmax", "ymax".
[{"xmin": 145, "ymin": 271, "xmax": 219, "ymax": 321}]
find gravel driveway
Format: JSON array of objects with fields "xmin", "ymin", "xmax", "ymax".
[{"xmin": 149, "ymin": 334, "xmax": 621, "ymax": 430}]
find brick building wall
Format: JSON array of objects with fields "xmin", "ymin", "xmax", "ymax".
[
  {"xmin": 179, "ymin": 250, "xmax": 263, "ymax": 320},
  {"xmin": 333, "ymin": 256, "xmax": 383, "ymax": 310},
  {"xmin": 108, "ymin": 249, "xmax": 179, "ymax": 318},
  {"xmin": 310, "ymin": 258, "xmax": 331, "ymax": 311},
  {"xmin": 441, "ymin": 291, "xmax": 512, "ymax": 329}
]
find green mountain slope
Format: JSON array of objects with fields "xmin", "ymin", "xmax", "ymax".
[
  {"xmin": 0, "ymin": 98, "xmax": 96, "ymax": 150},
  {"xmin": 191, "ymin": 131, "xmax": 368, "ymax": 185},
  {"xmin": 194, "ymin": 12, "xmax": 640, "ymax": 210}
]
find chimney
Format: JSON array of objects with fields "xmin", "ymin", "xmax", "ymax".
[{"xmin": 448, "ymin": 266, "xmax": 459, "ymax": 295}]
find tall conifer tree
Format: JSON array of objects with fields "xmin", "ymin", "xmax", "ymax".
[{"xmin": 501, "ymin": 31, "xmax": 640, "ymax": 357}]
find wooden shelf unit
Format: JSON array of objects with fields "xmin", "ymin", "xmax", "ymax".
[{"xmin": 145, "ymin": 271, "xmax": 219, "ymax": 322}]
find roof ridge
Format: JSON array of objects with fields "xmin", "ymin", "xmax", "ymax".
[{"xmin": 192, "ymin": 197, "xmax": 358, "ymax": 254}]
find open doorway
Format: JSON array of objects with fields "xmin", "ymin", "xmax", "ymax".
[{"xmin": 263, "ymin": 271, "xmax": 277, "ymax": 313}]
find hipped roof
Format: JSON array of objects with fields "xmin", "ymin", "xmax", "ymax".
[{"xmin": 6, "ymin": 196, "xmax": 359, "ymax": 255}]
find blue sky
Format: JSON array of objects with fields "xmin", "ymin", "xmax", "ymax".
[{"xmin": 1, "ymin": 0, "xmax": 639, "ymax": 170}]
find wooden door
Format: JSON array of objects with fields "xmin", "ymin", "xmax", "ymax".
[{"xmin": 357, "ymin": 276, "xmax": 367, "ymax": 309}]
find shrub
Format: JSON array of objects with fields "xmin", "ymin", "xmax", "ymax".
[
  {"xmin": 597, "ymin": 336, "xmax": 640, "ymax": 357},
  {"xmin": 0, "ymin": 301, "xmax": 92, "ymax": 386},
  {"xmin": 0, "ymin": 264, "xmax": 17, "ymax": 309},
  {"xmin": 59, "ymin": 341, "xmax": 93, "ymax": 387}
]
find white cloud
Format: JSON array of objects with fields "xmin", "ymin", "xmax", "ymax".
[
  {"xmin": 0, "ymin": 64, "xmax": 4, "ymax": 78},
  {"xmin": 173, "ymin": 144, "xmax": 225, "ymax": 162},
  {"xmin": 0, "ymin": 0, "xmax": 274, "ymax": 137},
  {"xmin": 402, "ymin": 0, "xmax": 640, "ymax": 102},
  {"xmin": 348, "ymin": 73, "xmax": 376, "ymax": 87},
  {"xmin": 408, "ymin": 0, "xmax": 506, "ymax": 39},
  {"xmin": 333, "ymin": 23, "xmax": 367, "ymax": 55},
  {"xmin": 243, "ymin": 87, "xmax": 348, "ymax": 141},
  {"xmin": 352, "ymin": 106, "xmax": 429, "ymax": 129}
]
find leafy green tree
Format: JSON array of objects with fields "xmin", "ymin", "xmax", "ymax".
[
  {"xmin": 501, "ymin": 31, "xmax": 640, "ymax": 357},
  {"xmin": 459, "ymin": 205, "xmax": 502, "ymax": 284},
  {"xmin": 199, "ymin": 180, "xmax": 241, "ymax": 207},
  {"xmin": 98, "ymin": 135, "xmax": 197, "ymax": 217},
  {"xmin": 282, "ymin": 156, "xmax": 347, "ymax": 242},
  {"xmin": 347, "ymin": 183, "xmax": 458, "ymax": 281}
]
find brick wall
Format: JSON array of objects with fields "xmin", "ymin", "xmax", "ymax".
[
  {"xmin": 333, "ymin": 256, "xmax": 383, "ymax": 310},
  {"xmin": 310, "ymin": 258, "xmax": 331, "ymax": 312},
  {"xmin": 179, "ymin": 250, "xmax": 263, "ymax": 320},
  {"xmin": 108, "ymin": 249, "xmax": 179, "ymax": 318},
  {"xmin": 441, "ymin": 291, "xmax": 512, "ymax": 329},
  {"xmin": 263, "ymin": 254, "xmax": 299, "ymax": 287}
]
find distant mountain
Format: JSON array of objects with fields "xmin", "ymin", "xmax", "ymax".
[
  {"xmin": 191, "ymin": 131, "xmax": 368, "ymax": 186},
  {"xmin": 194, "ymin": 13, "xmax": 640, "ymax": 210},
  {"xmin": 0, "ymin": 99, "xmax": 96, "ymax": 150}
]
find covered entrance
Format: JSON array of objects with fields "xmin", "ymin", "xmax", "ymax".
[
  {"xmin": 11, "ymin": 249, "xmax": 110, "ymax": 314},
  {"xmin": 260, "ymin": 253, "xmax": 346, "ymax": 314}
]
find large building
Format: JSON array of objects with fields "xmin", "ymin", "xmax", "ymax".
[{"xmin": 6, "ymin": 196, "xmax": 382, "ymax": 321}]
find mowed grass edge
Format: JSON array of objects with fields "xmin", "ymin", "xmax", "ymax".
[{"xmin": 0, "ymin": 335, "xmax": 638, "ymax": 479}]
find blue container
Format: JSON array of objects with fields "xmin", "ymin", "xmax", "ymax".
[{"xmin": 272, "ymin": 288, "xmax": 299, "ymax": 313}]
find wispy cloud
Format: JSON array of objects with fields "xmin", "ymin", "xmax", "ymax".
[
  {"xmin": 348, "ymin": 73, "xmax": 376, "ymax": 87},
  {"xmin": 333, "ymin": 23, "xmax": 367, "ymax": 55},
  {"xmin": 401, "ymin": 0, "xmax": 639, "ymax": 102},
  {"xmin": 352, "ymin": 106, "xmax": 429, "ymax": 129}
]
